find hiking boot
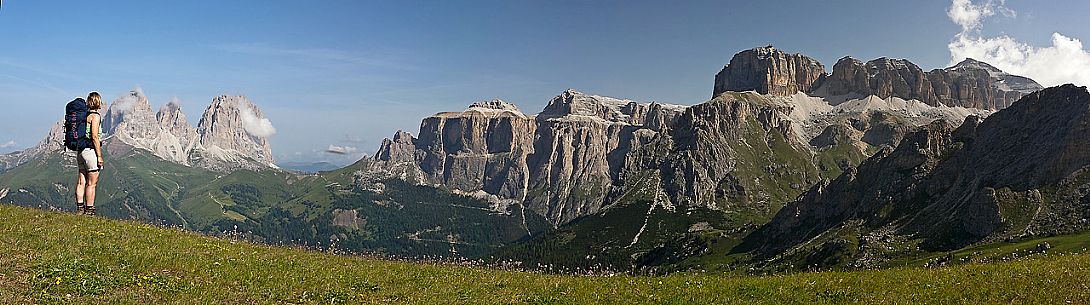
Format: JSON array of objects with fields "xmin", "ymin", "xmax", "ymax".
[
  {"xmin": 85, "ymin": 206, "xmax": 96, "ymax": 216},
  {"xmin": 76, "ymin": 204, "xmax": 86, "ymax": 215}
]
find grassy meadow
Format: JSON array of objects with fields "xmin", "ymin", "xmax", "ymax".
[{"xmin": 2, "ymin": 204, "xmax": 1088, "ymax": 304}]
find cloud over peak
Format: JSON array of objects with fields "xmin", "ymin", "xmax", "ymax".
[
  {"xmin": 239, "ymin": 103, "xmax": 277, "ymax": 138},
  {"xmin": 947, "ymin": 0, "xmax": 1090, "ymax": 87}
]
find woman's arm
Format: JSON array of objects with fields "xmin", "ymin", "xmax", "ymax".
[{"xmin": 90, "ymin": 113, "xmax": 103, "ymax": 166}]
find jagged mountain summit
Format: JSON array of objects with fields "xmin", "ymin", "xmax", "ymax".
[
  {"xmin": 714, "ymin": 46, "xmax": 1044, "ymax": 110},
  {"xmin": 372, "ymin": 91, "xmax": 690, "ymax": 225},
  {"xmin": 713, "ymin": 46, "xmax": 827, "ymax": 97},
  {"xmin": 106, "ymin": 91, "xmax": 276, "ymax": 171},
  {"xmin": 189, "ymin": 95, "xmax": 277, "ymax": 171}
]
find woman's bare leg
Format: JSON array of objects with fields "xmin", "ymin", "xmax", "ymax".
[
  {"xmin": 76, "ymin": 171, "xmax": 87, "ymax": 213},
  {"xmin": 86, "ymin": 171, "xmax": 99, "ymax": 210}
]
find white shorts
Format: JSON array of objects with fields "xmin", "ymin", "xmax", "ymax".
[{"xmin": 76, "ymin": 148, "xmax": 100, "ymax": 172}]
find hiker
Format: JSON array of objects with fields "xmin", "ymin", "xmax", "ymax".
[{"xmin": 71, "ymin": 92, "xmax": 104, "ymax": 216}]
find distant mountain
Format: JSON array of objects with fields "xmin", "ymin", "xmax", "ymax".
[
  {"xmin": 714, "ymin": 46, "xmax": 1043, "ymax": 110},
  {"xmin": 277, "ymin": 161, "xmax": 342, "ymax": 173},
  {"xmin": 103, "ymin": 90, "xmax": 277, "ymax": 172},
  {"xmin": 0, "ymin": 121, "xmax": 63, "ymax": 172}
]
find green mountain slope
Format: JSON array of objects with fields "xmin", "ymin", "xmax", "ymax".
[
  {"xmin": 0, "ymin": 141, "xmax": 546, "ymax": 258},
  {"xmin": 4, "ymin": 205, "xmax": 1089, "ymax": 304}
]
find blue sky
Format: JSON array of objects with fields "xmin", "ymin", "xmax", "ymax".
[{"xmin": 2, "ymin": 0, "xmax": 1089, "ymax": 165}]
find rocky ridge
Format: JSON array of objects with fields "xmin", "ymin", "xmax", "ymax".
[
  {"xmin": 189, "ymin": 95, "xmax": 277, "ymax": 171},
  {"xmin": 366, "ymin": 88, "xmax": 985, "ymax": 227},
  {"xmin": 713, "ymin": 46, "xmax": 826, "ymax": 97},
  {"xmin": 715, "ymin": 46, "xmax": 1043, "ymax": 111},
  {"xmin": 365, "ymin": 47, "xmax": 1031, "ymax": 228},
  {"xmin": 105, "ymin": 91, "xmax": 276, "ymax": 171},
  {"xmin": 372, "ymin": 92, "xmax": 692, "ymax": 224}
]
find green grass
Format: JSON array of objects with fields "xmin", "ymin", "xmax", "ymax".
[
  {"xmin": 6, "ymin": 204, "xmax": 1090, "ymax": 304},
  {"xmin": 814, "ymin": 143, "xmax": 870, "ymax": 180},
  {"xmin": 894, "ymin": 230, "xmax": 1090, "ymax": 267}
]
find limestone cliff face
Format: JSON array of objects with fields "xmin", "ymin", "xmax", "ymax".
[
  {"xmin": 527, "ymin": 91, "xmax": 646, "ymax": 224},
  {"xmin": 190, "ymin": 95, "xmax": 276, "ymax": 171},
  {"xmin": 375, "ymin": 130, "xmax": 417, "ymax": 164},
  {"xmin": 366, "ymin": 89, "xmax": 822, "ymax": 226},
  {"xmin": 95, "ymin": 90, "xmax": 277, "ymax": 171},
  {"xmin": 819, "ymin": 56, "xmax": 1042, "ymax": 110},
  {"xmin": 103, "ymin": 90, "xmax": 164, "ymax": 153},
  {"xmin": 713, "ymin": 46, "xmax": 827, "ymax": 97},
  {"xmin": 102, "ymin": 90, "xmax": 203, "ymax": 165},
  {"xmin": 369, "ymin": 91, "xmax": 689, "ymax": 225},
  {"xmin": 413, "ymin": 100, "xmax": 537, "ymax": 199},
  {"xmin": 822, "ymin": 57, "xmax": 938, "ymax": 104},
  {"xmin": 662, "ymin": 92, "xmax": 820, "ymax": 212},
  {"xmin": 155, "ymin": 101, "xmax": 199, "ymax": 163},
  {"xmin": 928, "ymin": 59, "xmax": 1043, "ymax": 109}
]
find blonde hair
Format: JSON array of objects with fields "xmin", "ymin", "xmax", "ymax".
[{"xmin": 87, "ymin": 92, "xmax": 102, "ymax": 110}]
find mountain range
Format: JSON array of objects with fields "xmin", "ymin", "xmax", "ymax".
[{"xmin": 7, "ymin": 46, "xmax": 1090, "ymax": 274}]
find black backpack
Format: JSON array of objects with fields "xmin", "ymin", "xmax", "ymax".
[{"xmin": 64, "ymin": 98, "xmax": 93, "ymax": 151}]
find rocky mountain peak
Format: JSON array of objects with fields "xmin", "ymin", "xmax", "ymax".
[
  {"xmin": 943, "ymin": 58, "xmax": 1043, "ymax": 95},
  {"xmin": 156, "ymin": 101, "xmax": 193, "ymax": 133},
  {"xmin": 713, "ymin": 46, "xmax": 827, "ymax": 97},
  {"xmin": 191, "ymin": 95, "xmax": 276, "ymax": 170},
  {"xmin": 103, "ymin": 89, "xmax": 158, "ymax": 139},
  {"xmin": 101, "ymin": 89, "xmax": 186, "ymax": 163},
  {"xmin": 539, "ymin": 89, "xmax": 636, "ymax": 122},
  {"xmin": 711, "ymin": 46, "xmax": 1044, "ymax": 111},
  {"xmin": 865, "ymin": 57, "xmax": 919, "ymax": 73},
  {"xmin": 467, "ymin": 99, "xmax": 522, "ymax": 113},
  {"xmin": 154, "ymin": 100, "xmax": 198, "ymax": 163},
  {"xmin": 0, "ymin": 121, "xmax": 65, "ymax": 171},
  {"xmin": 818, "ymin": 53, "xmax": 1043, "ymax": 110},
  {"xmin": 951, "ymin": 58, "xmax": 998, "ymax": 72},
  {"xmin": 374, "ymin": 130, "xmax": 417, "ymax": 163}
]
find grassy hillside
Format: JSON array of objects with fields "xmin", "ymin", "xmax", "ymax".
[
  {"xmin": 0, "ymin": 145, "xmax": 545, "ymax": 259},
  {"xmin": 6, "ymin": 203, "xmax": 1090, "ymax": 303}
]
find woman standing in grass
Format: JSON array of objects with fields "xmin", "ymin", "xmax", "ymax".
[{"xmin": 75, "ymin": 91, "xmax": 104, "ymax": 216}]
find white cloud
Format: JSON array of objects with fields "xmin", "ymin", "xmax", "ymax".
[
  {"xmin": 948, "ymin": 0, "xmax": 995, "ymax": 32},
  {"xmin": 325, "ymin": 145, "xmax": 358, "ymax": 155},
  {"xmin": 110, "ymin": 86, "xmax": 146, "ymax": 113},
  {"xmin": 947, "ymin": 0, "xmax": 1090, "ymax": 87},
  {"xmin": 0, "ymin": 140, "xmax": 16, "ymax": 149},
  {"xmin": 239, "ymin": 103, "xmax": 277, "ymax": 138},
  {"xmin": 167, "ymin": 96, "xmax": 183, "ymax": 107}
]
